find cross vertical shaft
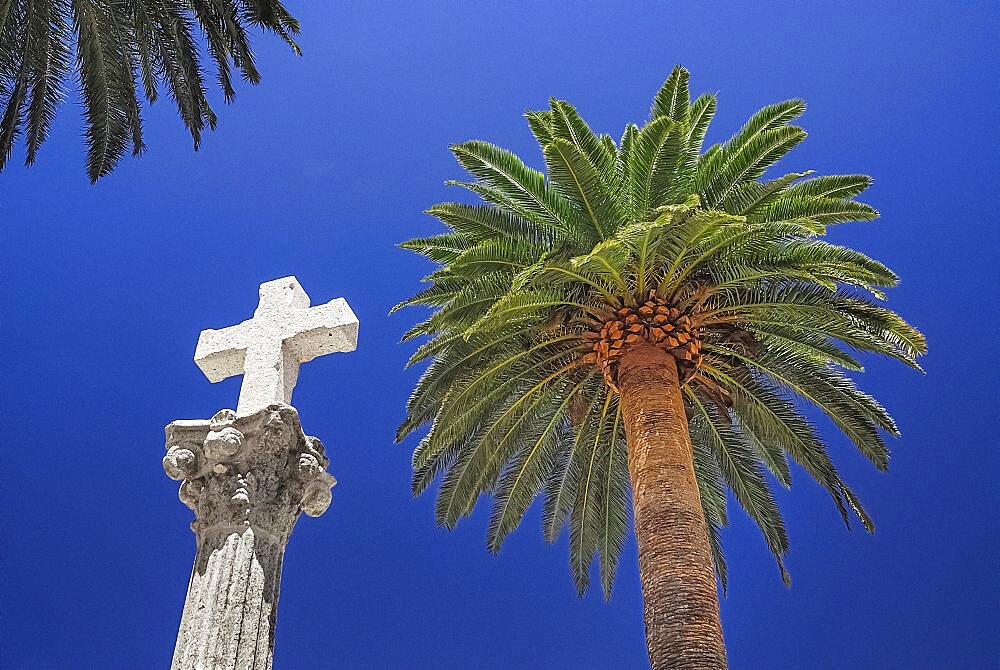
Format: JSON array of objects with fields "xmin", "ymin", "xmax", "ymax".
[{"xmin": 239, "ymin": 341, "xmax": 299, "ymax": 413}]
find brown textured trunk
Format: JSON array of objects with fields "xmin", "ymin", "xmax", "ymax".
[{"xmin": 617, "ymin": 341, "xmax": 728, "ymax": 669}]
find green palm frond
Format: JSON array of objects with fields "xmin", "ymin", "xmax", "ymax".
[
  {"xmin": 1, "ymin": 0, "xmax": 72, "ymax": 169},
  {"xmin": 686, "ymin": 92, "xmax": 716, "ymax": 156},
  {"xmin": 687, "ymin": 387, "xmax": 790, "ymax": 584},
  {"xmin": 0, "ymin": 0, "xmax": 300, "ymax": 180},
  {"xmin": 595, "ymin": 410, "xmax": 629, "ymax": 598},
  {"xmin": 568, "ymin": 392, "xmax": 619, "ymax": 595},
  {"xmin": 548, "ymin": 98, "xmax": 616, "ymax": 179},
  {"xmin": 620, "ymin": 116, "xmax": 671, "ymax": 216},
  {"xmin": 788, "ymin": 173, "xmax": 873, "ymax": 199},
  {"xmin": 488, "ymin": 374, "xmax": 596, "ymax": 552},
  {"xmin": 23, "ymin": 0, "xmax": 69, "ymax": 165},
  {"xmin": 650, "ymin": 64, "xmax": 690, "ymax": 123},
  {"xmin": 758, "ymin": 194, "xmax": 879, "ymax": 225},
  {"xmin": 524, "ymin": 108, "xmax": 554, "ymax": 146},
  {"xmin": 543, "ymin": 137, "xmax": 624, "ymax": 240},
  {"xmin": 396, "ymin": 66, "xmax": 925, "ymax": 597},
  {"xmin": 397, "ymin": 232, "xmax": 474, "ymax": 264},
  {"xmin": 698, "ymin": 99, "xmax": 807, "ymax": 208},
  {"xmin": 451, "ymin": 140, "xmax": 577, "ymax": 235},
  {"xmin": 691, "ymin": 433, "xmax": 729, "ymax": 589},
  {"xmin": 426, "ymin": 202, "xmax": 554, "ymax": 245}
]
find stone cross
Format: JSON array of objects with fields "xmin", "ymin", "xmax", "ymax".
[
  {"xmin": 195, "ymin": 276, "xmax": 358, "ymax": 416},
  {"xmin": 162, "ymin": 277, "xmax": 358, "ymax": 670}
]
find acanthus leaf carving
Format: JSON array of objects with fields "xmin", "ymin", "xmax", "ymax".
[{"xmin": 162, "ymin": 404, "xmax": 336, "ymax": 543}]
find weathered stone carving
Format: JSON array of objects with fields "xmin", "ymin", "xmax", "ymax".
[
  {"xmin": 194, "ymin": 276, "xmax": 359, "ymax": 416},
  {"xmin": 163, "ymin": 277, "xmax": 356, "ymax": 670},
  {"xmin": 163, "ymin": 403, "xmax": 336, "ymax": 670}
]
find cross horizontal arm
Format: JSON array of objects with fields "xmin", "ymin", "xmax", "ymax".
[
  {"xmin": 284, "ymin": 298, "xmax": 359, "ymax": 363},
  {"xmin": 191, "ymin": 277, "xmax": 359, "ymax": 414},
  {"xmin": 194, "ymin": 322, "xmax": 253, "ymax": 382}
]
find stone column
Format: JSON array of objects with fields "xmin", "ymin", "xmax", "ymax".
[{"xmin": 162, "ymin": 404, "xmax": 336, "ymax": 670}]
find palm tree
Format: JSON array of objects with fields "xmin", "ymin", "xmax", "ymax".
[
  {"xmin": 0, "ymin": 0, "xmax": 300, "ymax": 182},
  {"xmin": 395, "ymin": 66, "xmax": 925, "ymax": 668}
]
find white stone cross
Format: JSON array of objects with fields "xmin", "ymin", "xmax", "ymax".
[{"xmin": 194, "ymin": 276, "xmax": 359, "ymax": 416}]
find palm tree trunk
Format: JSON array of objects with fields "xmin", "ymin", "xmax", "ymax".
[{"xmin": 617, "ymin": 341, "xmax": 727, "ymax": 669}]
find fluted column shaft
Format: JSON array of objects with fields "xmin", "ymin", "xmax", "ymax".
[
  {"xmin": 163, "ymin": 404, "xmax": 335, "ymax": 670},
  {"xmin": 173, "ymin": 528, "xmax": 284, "ymax": 670}
]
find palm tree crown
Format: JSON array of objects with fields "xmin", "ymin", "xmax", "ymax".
[
  {"xmin": 0, "ymin": 0, "xmax": 300, "ymax": 181},
  {"xmin": 396, "ymin": 66, "xmax": 926, "ymax": 598}
]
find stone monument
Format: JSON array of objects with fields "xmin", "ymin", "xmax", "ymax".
[{"xmin": 162, "ymin": 277, "xmax": 358, "ymax": 670}]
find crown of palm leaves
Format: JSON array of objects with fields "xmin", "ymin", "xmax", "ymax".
[{"xmin": 396, "ymin": 66, "xmax": 925, "ymax": 596}]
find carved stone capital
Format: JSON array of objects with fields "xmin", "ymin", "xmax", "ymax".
[{"xmin": 163, "ymin": 404, "xmax": 336, "ymax": 543}]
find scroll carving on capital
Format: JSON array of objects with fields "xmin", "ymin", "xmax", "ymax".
[{"xmin": 163, "ymin": 404, "xmax": 337, "ymax": 542}]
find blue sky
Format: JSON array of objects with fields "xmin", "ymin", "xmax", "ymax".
[{"xmin": 2, "ymin": 2, "xmax": 998, "ymax": 668}]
